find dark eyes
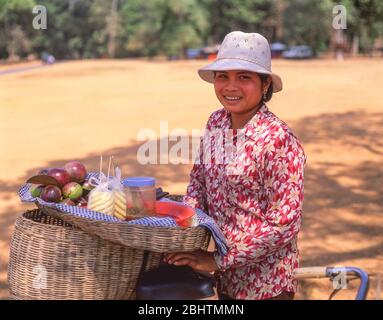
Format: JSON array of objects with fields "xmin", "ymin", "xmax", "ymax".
[
  {"xmin": 215, "ymin": 74, "xmax": 251, "ymax": 80},
  {"xmin": 216, "ymin": 74, "xmax": 228, "ymax": 79}
]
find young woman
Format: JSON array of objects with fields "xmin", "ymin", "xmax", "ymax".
[{"xmin": 165, "ymin": 31, "xmax": 306, "ymax": 300}]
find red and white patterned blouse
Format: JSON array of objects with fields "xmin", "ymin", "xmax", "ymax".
[{"xmin": 183, "ymin": 104, "xmax": 306, "ymax": 300}]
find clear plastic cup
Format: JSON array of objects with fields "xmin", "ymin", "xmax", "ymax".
[{"xmin": 124, "ymin": 177, "xmax": 156, "ymax": 219}]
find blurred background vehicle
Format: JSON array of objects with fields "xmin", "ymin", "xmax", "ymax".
[
  {"xmin": 282, "ymin": 45, "xmax": 314, "ymax": 59},
  {"xmin": 41, "ymin": 52, "xmax": 55, "ymax": 64},
  {"xmin": 270, "ymin": 42, "xmax": 287, "ymax": 58},
  {"xmin": 186, "ymin": 48, "xmax": 202, "ymax": 59},
  {"xmin": 185, "ymin": 45, "xmax": 220, "ymax": 60}
]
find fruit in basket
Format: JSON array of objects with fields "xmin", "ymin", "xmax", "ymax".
[
  {"xmin": 64, "ymin": 161, "xmax": 87, "ymax": 183},
  {"xmin": 40, "ymin": 185, "xmax": 62, "ymax": 203},
  {"xmin": 82, "ymin": 180, "xmax": 95, "ymax": 196},
  {"xmin": 26, "ymin": 174, "xmax": 60, "ymax": 186},
  {"xmin": 77, "ymin": 197, "xmax": 88, "ymax": 208},
  {"xmin": 30, "ymin": 185, "xmax": 44, "ymax": 198},
  {"xmin": 60, "ymin": 198, "xmax": 76, "ymax": 206},
  {"xmin": 87, "ymin": 191, "xmax": 114, "ymax": 215},
  {"xmin": 82, "ymin": 193, "xmax": 89, "ymax": 202},
  {"xmin": 62, "ymin": 182, "xmax": 83, "ymax": 200},
  {"xmin": 48, "ymin": 168, "xmax": 70, "ymax": 187}
]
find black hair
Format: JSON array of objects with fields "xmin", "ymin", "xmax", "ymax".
[{"xmin": 258, "ymin": 73, "xmax": 273, "ymax": 102}]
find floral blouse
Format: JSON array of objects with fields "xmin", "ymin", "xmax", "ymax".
[{"xmin": 183, "ymin": 104, "xmax": 306, "ymax": 300}]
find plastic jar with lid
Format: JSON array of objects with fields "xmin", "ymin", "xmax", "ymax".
[{"xmin": 124, "ymin": 177, "xmax": 156, "ymax": 219}]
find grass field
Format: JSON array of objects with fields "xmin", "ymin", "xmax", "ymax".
[{"xmin": 1, "ymin": 58, "xmax": 382, "ymax": 299}]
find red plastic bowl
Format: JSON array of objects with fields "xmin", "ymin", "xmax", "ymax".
[{"xmin": 155, "ymin": 201, "xmax": 196, "ymax": 228}]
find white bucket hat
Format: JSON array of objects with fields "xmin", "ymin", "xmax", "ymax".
[{"xmin": 198, "ymin": 31, "xmax": 282, "ymax": 92}]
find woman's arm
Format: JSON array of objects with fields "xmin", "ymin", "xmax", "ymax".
[{"xmin": 214, "ymin": 130, "xmax": 306, "ymax": 270}]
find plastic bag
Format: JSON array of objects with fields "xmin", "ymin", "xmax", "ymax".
[
  {"xmin": 87, "ymin": 172, "xmax": 115, "ymax": 216},
  {"xmin": 110, "ymin": 167, "xmax": 127, "ymax": 220},
  {"xmin": 87, "ymin": 164, "xmax": 128, "ymax": 220}
]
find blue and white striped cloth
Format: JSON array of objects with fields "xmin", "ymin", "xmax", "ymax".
[{"xmin": 18, "ymin": 173, "xmax": 228, "ymax": 255}]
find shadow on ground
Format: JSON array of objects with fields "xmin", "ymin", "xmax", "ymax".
[
  {"xmin": 293, "ymin": 111, "xmax": 383, "ymax": 265},
  {"xmin": 292, "ymin": 111, "xmax": 383, "ymax": 299},
  {"xmin": 293, "ymin": 110, "xmax": 383, "ymax": 156}
]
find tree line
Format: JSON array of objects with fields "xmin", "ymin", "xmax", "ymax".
[{"xmin": 1, "ymin": 0, "xmax": 382, "ymax": 61}]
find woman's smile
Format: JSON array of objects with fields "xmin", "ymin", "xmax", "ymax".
[{"xmin": 223, "ymin": 95, "xmax": 243, "ymax": 104}]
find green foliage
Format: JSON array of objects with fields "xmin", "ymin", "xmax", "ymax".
[
  {"xmin": 325, "ymin": 0, "xmax": 383, "ymax": 54},
  {"xmin": 283, "ymin": 0, "xmax": 333, "ymax": 54},
  {"xmin": 0, "ymin": 0, "xmax": 36, "ymax": 59},
  {"xmin": 206, "ymin": 0, "xmax": 272, "ymax": 43},
  {"xmin": 1, "ymin": 0, "xmax": 382, "ymax": 60},
  {"xmin": 120, "ymin": 0, "xmax": 209, "ymax": 57}
]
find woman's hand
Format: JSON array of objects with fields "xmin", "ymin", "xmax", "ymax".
[{"xmin": 164, "ymin": 250, "xmax": 218, "ymax": 273}]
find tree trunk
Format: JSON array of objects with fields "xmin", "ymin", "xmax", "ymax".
[
  {"xmin": 107, "ymin": 0, "xmax": 119, "ymax": 58},
  {"xmin": 352, "ymin": 35, "xmax": 359, "ymax": 56},
  {"xmin": 275, "ymin": 0, "xmax": 286, "ymax": 41}
]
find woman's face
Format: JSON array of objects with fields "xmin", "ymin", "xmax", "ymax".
[{"xmin": 214, "ymin": 70, "xmax": 269, "ymax": 115}]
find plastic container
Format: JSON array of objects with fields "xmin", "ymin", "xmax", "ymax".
[{"xmin": 124, "ymin": 177, "xmax": 156, "ymax": 219}]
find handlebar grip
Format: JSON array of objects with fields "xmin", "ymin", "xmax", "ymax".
[{"xmin": 294, "ymin": 267, "xmax": 327, "ymax": 279}]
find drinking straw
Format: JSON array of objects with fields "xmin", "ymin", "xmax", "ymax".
[
  {"xmin": 99, "ymin": 154, "xmax": 103, "ymax": 176},
  {"xmin": 107, "ymin": 156, "xmax": 112, "ymax": 181},
  {"xmin": 111, "ymin": 156, "xmax": 115, "ymax": 178}
]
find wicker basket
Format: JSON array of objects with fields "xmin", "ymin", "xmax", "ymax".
[
  {"xmin": 8, "ymin": 210, "xmax": 162, "ymax": 300},
  {"xmin": 9, "ymin": 193, "xmax": 211, "ymax": 299},
  {"xmin": 37, "ymin": 201, "xmax": 210, "ymax": 253}
]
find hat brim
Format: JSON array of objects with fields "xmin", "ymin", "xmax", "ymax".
[{"xmin": 198, "ymin": 59, "xmax": 282, "ymax": 92}]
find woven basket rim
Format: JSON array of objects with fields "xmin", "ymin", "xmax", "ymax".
[
  {"xmin": 39, "ymin": 203, "xmax": 207, "ymax": 232},
  {"xmin": 39, "ymin": 204, "xmax": 210, "ymax": 252},
  {"xmin": 21, "ymin": 209, "xmax": 77, "ymax": 229}
]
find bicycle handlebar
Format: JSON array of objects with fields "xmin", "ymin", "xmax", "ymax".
[
  {"xmin": 294, "ymin": 266, "xmax": 369, "ymax": 300},
  {"xmin": 294, "ymin": 267, "xmax": 327, "ymax": 279}
]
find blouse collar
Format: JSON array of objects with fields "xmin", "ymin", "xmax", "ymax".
[{"xmin": 221, "ymin": 103, "xmax": 269, "ymax": 132}]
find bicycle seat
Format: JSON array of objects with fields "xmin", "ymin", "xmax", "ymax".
[{"xmin": 136, "ymin": 264, "xmax": 216, "ymax": 300}]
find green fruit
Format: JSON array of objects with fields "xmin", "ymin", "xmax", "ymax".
[
  {"xmin": 31, "ymin": 185, "xmax": 44, "ymax": 198},
  {"xmin": 62, "ymin": 182, "xmax": 83, "ymax": 200}
]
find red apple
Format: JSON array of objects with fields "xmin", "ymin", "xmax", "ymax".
[
  {"xmin": 62, "ymin": 182, "xmax": 83, "ymax": 201},
  {"xmin": 81, "ymin": 180, "xmax": 94, "ymax": 196},
  {"xmin": 48, "ymin": 168, "xmax": 70, "ymax": 187},
  {"xmin": 64, "ymin": 161, "xmax": 87, "ymax": 183},
  {"xmin": 40, "ymin": 185, "xmax": 62, "ymax": 203}
]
